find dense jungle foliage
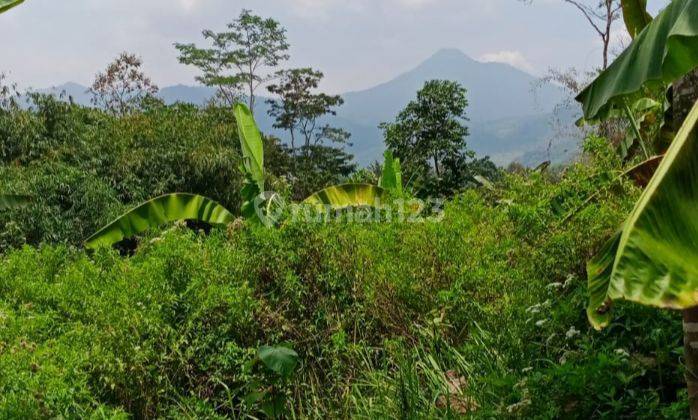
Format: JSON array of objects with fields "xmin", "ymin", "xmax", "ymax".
[
  {"xmin": 0, "ymin": 118, "xmax": 689, "ymax": 417},
  {"xmin": 3, "ymin": 0, "xmax": 698, "ymax": 418}
]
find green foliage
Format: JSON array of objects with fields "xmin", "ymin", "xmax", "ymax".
[
  {"xmin": 266, "ymin": 67, "xmax": 348, "ymax": 151},
  {"xmin": 0, "ymin": 95, "xmax": 243, "ymax": 248},
  {"xmin": 576, "ymin": 0, "xmax": 698, "ymax": 120},
  {"xmin": 175, "ymin": 9, "xmax": 289, "ymax": 109},
  {"xmin": 85, "ymin": 193, "xmax": 236, "ymax": 249},
  {"xmin": 0, "ymin": 136, "xmax": 687, "ymax": 417},
  {"xmin": 0, "ymin": 0, "xmax": 23, "ymax": 14},
  {"xmin": 588, "ymin": 101, "xmax": 698, "ymax": 328},
  {"xmin": 381, "ymin": 79, "xmax": 498, "ymax": 197},
  {"xmin": 301, "ymin": 183, "xmax": 389, "ymax": 212},
  {"xmin": 379, "ymin": 150, "xmax": 403, "ymax": 197},
  {"xmin": 621, "ymin": 0, "xmax": 653, "ymax": 38},
  {"xmin": 235, "ymin": 103, "xmax": 266, "ymax": 221},
  {"xmin": 258, "ymin": 346, "xmax": 299, "ymax": 378},
  {"xmin": 0, "ymin": 194, "xmax": 29, "ymax": 211}
]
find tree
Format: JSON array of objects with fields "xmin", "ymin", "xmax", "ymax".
[
  {"xmin": 175, "ymin": 9, "xmax": 289, "ymax": 112},
  {"xmin": 266, "ymin": 68, "xmax": 354, "ymax": 197},
  {"xmin": 266, "ymin": 68, "xmax": 348, "ymax": 152},
  {"xmin": 522, "ymin": 1, "xmax": 622, "ymax": 69},
  {"xmin": 381, "ymin": 80, "xmax": 489, "ymax": 197},
  {"xmin": 89, "ymin": 52, "xmax": 159, "ymax": 116}
]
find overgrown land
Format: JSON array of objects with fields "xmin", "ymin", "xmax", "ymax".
[
  {"xmin": 0, "ymin": 95, "xmax": 686, "ymax": 417},
  {"xmin": 2, "ymin": 1, "xmax": 697, "ymax": 418}
]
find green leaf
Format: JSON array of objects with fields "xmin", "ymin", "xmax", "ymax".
[
  {"xmin": 473, "ymin": 175, "xmax": 494, "ymax": 190},
  {"xmin": 302, "ymin": 184, "xmax": 390, "ymax": 211},
  {"xmin": 587, "ymin": 228, "xmax": 622, "ymax": 330},
  {"xmin": 379, "ymin": 150, "xmax": 403, "ymax": 197},
  {"xmin": 621, "ymin": 0, "xmax": 653, "ymax": 39},
  {"xmin": 0, "ymin": 0, "xmax": 24, "ymax": 14},
  {"xmin": 85, "ymin": 193, "xmax": 235, "ymax": 249},
  {"xmin": 257, "ymin": 346, "xmax": 299, "ymax": 378},
  {"xmin": 576, "ymin": 0, "xmax": 698, "ymax": 120},
  {"xmin": 587, "ymin": 101, "xmax": 698, "ymax": 328},
  {"xmin": 234, "ymin": 103, "xmax": 265, "ymax": 193},
  {"xmin": 0, "ymin": 194, "xmax": 30, "ymax": 210}
]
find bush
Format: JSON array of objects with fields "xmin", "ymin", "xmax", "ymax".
[
  {"xmin": 0, "ymin": 139, "xmax": 688, "ymax": 417},
  {"xmin": 0, "ymin": 96, "xmax": 244, "ymax": 248}
]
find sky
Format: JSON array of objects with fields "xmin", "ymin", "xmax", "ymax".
[{"xmin": 0, "ymin": 0, "xmax": 669, "ymax": 94}]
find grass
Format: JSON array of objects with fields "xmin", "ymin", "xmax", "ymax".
[{"xmin": 0, "ymin": 138, "xmax": 689, "ymax": 418}]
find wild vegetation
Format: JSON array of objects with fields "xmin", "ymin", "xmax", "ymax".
[{"xmin": 2, "ymin": 0, "xmax": 698, "ymax": 418}]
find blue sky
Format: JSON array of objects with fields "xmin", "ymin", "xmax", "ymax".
[{"xmin": 0, "ymin": 0, "xmax": 668, "ymax": 93}]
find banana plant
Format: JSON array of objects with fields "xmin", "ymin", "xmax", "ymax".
[
  {"xmin": 586, "ymin": 102, "xmax": 698, "ymax": 329},
  {"xmin": 576, "ymin": 0, "xmax": 697, "ymax": 121},
  {"xmin": 84, "ymin": 194, "xmax": 235, "ymax": 249},
  {"xmin": 378, "ymin": 150, "xmax": 403, "ymax": 197},
  {"xmin": 578, "ymin": 0, "xmax": 698, "ymax": 325},
  {"xmin": 0, "ymin": 0, "xmax": 24, "ymax": 14},
  {"xmin": 86, "ymin": 103, "xmax": 405, "ymax": 248},
  {"xmin": 301, "ymin": 183, "xmax": 390, "ymax": 212},
  {"xmin": 620, "ymin": 0, "xmax": 653, "ymax": 39},
  {"xmin": 577, "ymin": 1, "xmax": 698, "ymax": 415}
]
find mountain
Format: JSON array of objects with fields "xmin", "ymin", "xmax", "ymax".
[
  {"xmin": 333, "ymin": 49, "xmax": 578, "ymax": 165},
  {"xmin": 29, "ymin": 49, "xmax": 581, "ymax": 167}
]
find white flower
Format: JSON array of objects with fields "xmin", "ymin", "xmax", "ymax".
[
  {"xmin": 565, "ymin": 326, "xmax": 580, "ymax": 339},
  {"xmin": 535, "ymin": 319, "xmax": 547, "ymax": 327},
  {"xmin": 615, "ymin": 348, "xmax": 630, "ymax": 358}
]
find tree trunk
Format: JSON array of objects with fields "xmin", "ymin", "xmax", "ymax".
[
  {"xmin": 676, "ymin": 68, "xmax": 698, "ymax": 419},
  {"xmin": 685, "ymin": 307, "xmax": 698, "ymax": 419},
  {"xmin": 673, "ymin": 69, "xmax": 698, "ymax": 132}
]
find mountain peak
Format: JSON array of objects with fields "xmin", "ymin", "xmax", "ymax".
[{"xmin": 426, "ymin": 48, "xmax": 475, "ymax": 63}]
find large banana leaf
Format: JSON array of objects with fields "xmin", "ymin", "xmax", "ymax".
[
  {"xmin": 576, "ymin": 0, "xmax": 698, "ymax": 120},
  {"xmin": 302, "ymin": 184, "xmax": 389, "ymax": 211},
  {"xmin": 379, "ymin": 150, "xmax": 403, "ymax": 197},
  {"xmin": 0, "ymin": 194, "xmax": 30, "ymax": 210},
  {"xmin": 0, "ymin": 0, "xmax": 23, "ymax": 14},
  {"xmin": 621, "ymin": 0, "xmax": 653, "ymax": 38},
  {"xmin": 234, "ymin": 103, "xmax": 265, "ymax": 192},
  {"xmin": 85, "ymin": 193, "xmax": 235, "ymax": 249},
  {"xmin": 587, "ymin": 101, "xmax": 698, "ymax": 329}
]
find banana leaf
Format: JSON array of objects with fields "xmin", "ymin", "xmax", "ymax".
[
  {"xmin": 302, "ymin": 184, "xmax": 389, "ymax": 211},
  {"xmin": 587, "ymin": 101, "xmax": 698, "ymax": 329},
  {"xmin": 576, "ymin": 0, "xmax": 698, "ymax": 120},
  {"xmin": 621, "ymin": 0, "xmax": 653, "ymax": 38},
  {"xmin": 379, "ymin": 150, "xmax": 403, "ymax": 197},
  {"xmin": 0, "ymin": 194, "xmax": 30, "ymax": 210},
  {"xmin": 234, "ymin": 103, "xmax": 265, "ymax": 192},
  {"xmin": 85, "ymin": 193, "xmax": 235, "ymax": 249},
  {"xmin": 0, "ymin": 0, "xmax": 23, "ymax": 14}
]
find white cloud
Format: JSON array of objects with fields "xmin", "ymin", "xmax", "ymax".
[
  {"xmin": 177, "ymin": 0, "xmax": 201, "ymax": 11},
  {"xmin": 479, "ymin": 50, "xmax": 536, "ymax": 74},
  {"xmin": 391, "ymin": 0, "xmax": 439, "ymax": 9}
]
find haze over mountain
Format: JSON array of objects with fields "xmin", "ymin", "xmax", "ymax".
[{"xmin": 33, "ymin": 49, "xmax": 581, "ymax": 167}]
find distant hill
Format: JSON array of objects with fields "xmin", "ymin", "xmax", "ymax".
[{"xmin": 29, "ymin": 49, "xmax": 582, "ymax": 167}]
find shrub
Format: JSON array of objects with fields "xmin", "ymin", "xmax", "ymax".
[{"xmin": 0, "ymin": 140, "xmax": 688, "ymax": 417}]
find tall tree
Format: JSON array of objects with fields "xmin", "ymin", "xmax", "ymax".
[
  {"xmin": 89, "ymin": 52, "xmax": 159, "ymax": 116},
  {"xmin": 175, "ymin": 9, "xmax": 289, "ymax": 112},
  {"xmin": 522, "ymin": 1, "xmax": 622, "ymax": 69},
  {"xmin": 381, "ymin": 80, "xmax": 494, "ymax": 197},
  {"xmin": 266, "ymin": 68, "xmax": 348, "ymax": 152}
]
